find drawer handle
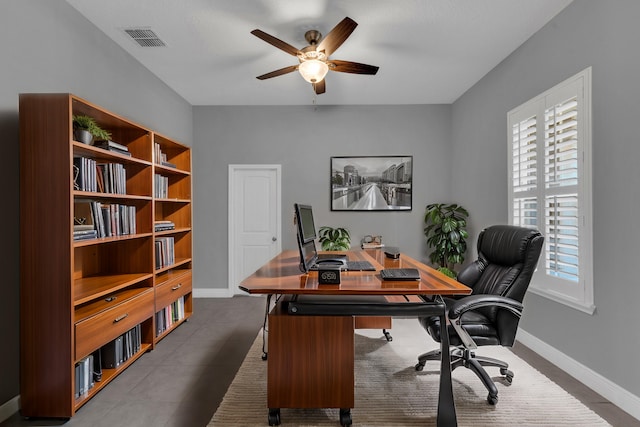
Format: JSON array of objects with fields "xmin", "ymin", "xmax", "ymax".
[
  {"xmin": 113, "ymin": 313, "xmax": 128, "ymax": 323},
  {"xmin": 171, "ymin": 284, "xmax": 182, "ymax": 291},
  {"xmin": 105, "ymin": 296, "xmax": 117, "ymax": 302}
]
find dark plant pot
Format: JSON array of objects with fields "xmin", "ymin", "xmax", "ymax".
[{"xmin": 74, "ymin": 128, "xmax": 94, "ymax": 145}]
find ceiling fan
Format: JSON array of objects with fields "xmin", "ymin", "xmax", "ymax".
[{"xmin": 251, "ymin": 17, "xmax": 379, "ymax": 95}]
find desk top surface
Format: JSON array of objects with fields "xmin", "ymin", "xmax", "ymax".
[{"xmin": 239, "ymin": 249, "xmax": 472, "ymax": 296}]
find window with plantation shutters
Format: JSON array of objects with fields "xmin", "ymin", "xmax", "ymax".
[{"xmin": 508, "ymin": 67, "xmax": 594, "ymax": 314}]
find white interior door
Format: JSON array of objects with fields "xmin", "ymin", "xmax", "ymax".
[{"xmin": 228, "ymin": 165, "xmax": 281, "ymax": 295}]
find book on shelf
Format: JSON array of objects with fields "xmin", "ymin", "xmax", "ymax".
[
  {"xmin": 96, "ymin": 162, "xmax": 127, "ymax": 194},
  {"xmin": 74, "ymin": 200, "xmax": 136, "ymax": 239},
  {"xmin": 73, "ymin": 156, "xmax": 97, "ymax": 192},
  {"xmin": 154, "ymin": 142, "xmax": 172, "ymax": 166},
  {"xmin": 99, "ymin": 146, "xmax": 132, "ymax": 157},
  {"xmin": 155, "ymin": 236, "xmax": 175, "ymax": 269},
  {"xmin": 94, "ymin": 139, "xmax": 128, "ymax": 152},
  {"xmin": 156, "ymin": 296, "xmax": 185, "ymax": 336},
  {"xmin": 74, "ymin": 353, "xmax": 96, "ymax": 398},
  {"xmin": 154, "ymin": 220, "xmax": 175, "ymax": 232},
  {"xmin": 154, "ymin": 173, "xmax": 169, "ymax": 198},
  {"xmin": 73, "ymin": 229, "xmax": 98, "ymax": 241},
  {"xmin": 99, "ymin": 324, "xmax": 142, "ymax": 370}
]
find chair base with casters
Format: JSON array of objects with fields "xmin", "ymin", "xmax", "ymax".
[{"xmin": 415, "ymin": 346, "xmax": 513, "ymax": 405}]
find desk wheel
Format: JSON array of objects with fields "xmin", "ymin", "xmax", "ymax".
[
  {"xmin": 339, "ymin": 408, "xmax": 352, "ymax": 426},
  {"xmin": 268, "ymin": 408, "xmax": 280, "ymax": 425},
  {"xmin": 261, "ymin": 352, "xmax": 268, "ymax": 361},
  {"xmin": 382, "ymin": 329, "xmax": 393, "ymax": 341}
]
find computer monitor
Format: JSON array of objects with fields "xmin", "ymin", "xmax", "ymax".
[{"xmin": 294, "ymin": 203, "xmax": 317, "ymax": 244}]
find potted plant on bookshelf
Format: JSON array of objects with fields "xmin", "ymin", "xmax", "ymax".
[
  {"xmin": 423, "ymin": 203, "xmax": 469, "ymax": 278},
  {"xmin": 318, "ymin": 226, "xmax": 351, "ymax": 251},
  {"xmin": 72, "ymin": 115, "xmax": 111, "ymax": 145}
]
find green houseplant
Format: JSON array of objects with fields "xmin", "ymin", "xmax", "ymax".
[
  {"xmin": 318, "ymin": 226, "xmax": 351, "ymax": 251},
  {"xmin": 423, "ymin": 203, "xmax": 469, "ymax": 278},
  {"xmin": 72, "ymin": 115, "xmax": 111, "ymax": 145}
]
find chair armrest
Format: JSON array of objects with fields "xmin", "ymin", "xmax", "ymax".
[{"xmin": 448, "ymin": 294, "xmax": 524, "ymax": 320}]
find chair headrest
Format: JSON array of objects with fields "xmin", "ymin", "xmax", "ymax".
[{"xmin": 478, "ymin": 225, "xmax": 542, "ymax": 266}]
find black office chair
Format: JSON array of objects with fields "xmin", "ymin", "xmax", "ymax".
[{"xmin": 415, "ymin": 225, "xmax": 543, "ymax": 404}]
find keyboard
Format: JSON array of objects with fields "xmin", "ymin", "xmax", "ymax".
[
  {"xmin": 345, "ymin": 260, "xmax": 376, "ymax": 271},
  {"xmin": 380, "ymin": 268, "xmax": 421, "ymax": 281}
]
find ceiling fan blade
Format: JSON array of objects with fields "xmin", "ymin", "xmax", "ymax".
[
  {"xmin": 317, "ymin": 17, "xmax": 358, "ymax": 56},
  {"xmin": 256, "ymin": 65, "xmax": 299, "ymax": 80},
  {"xmin": 251, "ymin": 29, "xmax": 300, "ymax": 56},
  {"xmin": 329, "ymin": 60, "xmax": 379, "ymax": 75},
  {"xmin": 313, "ymin": 79, "xmax": 326, "ymax": 95}
]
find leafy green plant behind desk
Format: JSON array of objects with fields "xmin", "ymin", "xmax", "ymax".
[
  {"xmin": 318, "ymin": 226, "xmax": 351, "ymax": 251},
  {"xmin": 424, "ymin": 203, "xmax": 469, "ymax": 278}
]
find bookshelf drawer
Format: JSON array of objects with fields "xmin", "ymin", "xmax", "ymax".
[
  {"xmin": 75, "ymin": 289, "xmax": 154, "ymax": 360},
  {"xmin": 156, "ymin": 273, "xmax": 192, "ymax": 309}
]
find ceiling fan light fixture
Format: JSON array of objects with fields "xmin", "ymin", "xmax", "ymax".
[{"xmin": 298, "ymin": 59, "xmax": 329, "ymax": 83}]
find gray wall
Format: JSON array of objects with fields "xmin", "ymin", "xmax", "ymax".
[
  {"xmin": 451, "ymin": 0, "xmax": 640, "ymax": 397},
  {"xmin": 0, "ymin": 1, "xmax": 192, "ymax": 409},
  {"xmin": 192, "ymin": 105, "xmax": 452, "ymax": 290}
]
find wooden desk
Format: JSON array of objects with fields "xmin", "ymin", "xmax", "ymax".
[{"xmin": 239, "ymin": 250, "xmax": 471, "ymax": 427}]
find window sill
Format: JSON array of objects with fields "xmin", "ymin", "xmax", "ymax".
[{"xmin": 528, "ymin": 286, "xmax": 596, "ymax": 315}]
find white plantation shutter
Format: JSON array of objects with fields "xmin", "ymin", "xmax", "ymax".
[
  {"xmin": 508, "ymin": 67, "xmax": 593, "ymax": 314},
  {"xmin": 512, "ymin": 114, "xmax": 538, "ymax": 228}
]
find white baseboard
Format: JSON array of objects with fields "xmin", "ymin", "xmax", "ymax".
[
  {"xmin": 0, "ymin": 395, "xmax": 19, "ymax": 423},
  {"xmin": 517, "ymin": 329, "xmax": 640, "ymax": 422}
]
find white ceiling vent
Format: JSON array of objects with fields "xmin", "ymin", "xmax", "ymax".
[{"xmin": 123, "ymin": 28, "xmax": 166, "ymax": 47}]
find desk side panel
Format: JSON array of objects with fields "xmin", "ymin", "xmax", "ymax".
[{"xmin": 268, "ymin": 304, "xmax": 354, "ymax": 409}]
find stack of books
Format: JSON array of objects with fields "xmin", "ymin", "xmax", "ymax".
[
  {"xmin": 94, "ymin": 140, "xmax": 131, "ymax": 157},
  {"xmin": 73, "ymin": 224, "xmax": 97, "ymax": 241},
  {"xmin": 154, "ymin": 220, "xmax": 175, "ymax": 232}
]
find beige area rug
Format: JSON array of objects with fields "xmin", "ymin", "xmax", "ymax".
[{"xmin": 210, "ymin": 319, "xmax": 610, "ymax": 426}]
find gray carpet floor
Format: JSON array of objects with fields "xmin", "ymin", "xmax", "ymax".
[{"xmin": 2, "ymin": 296, "xmax": 638, "ymax": 427}]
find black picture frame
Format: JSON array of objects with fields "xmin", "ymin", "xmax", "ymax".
[{"xmin": 330, "ymin": 155, "xmax": 413, "ymax": 211}]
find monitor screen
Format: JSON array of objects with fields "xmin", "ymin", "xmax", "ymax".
[{"xmin": 294, "ymin": 203, "xmax": 317, "ymax": 244}]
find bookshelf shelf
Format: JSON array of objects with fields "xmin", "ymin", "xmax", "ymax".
[
  {"xmin": 74, "ymin": 273, "xmax": 154, "ymax": 306},
  {"xmin": 20, "ymin": 93, "xmax": 193, "ymax": 418}
]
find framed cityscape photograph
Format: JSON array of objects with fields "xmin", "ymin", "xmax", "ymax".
[{"xmin": 330, "ymin": 155, "xmax": 413, "ymax": 211}]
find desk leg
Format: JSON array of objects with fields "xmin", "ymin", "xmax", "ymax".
[{"xmin": 436, "ymin": 311, "xmax": 457, "ymax": 427}]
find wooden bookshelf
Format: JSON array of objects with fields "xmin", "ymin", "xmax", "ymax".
[{"xmin": 19, "ymin": 93, "xmax": 193, "ymax": 418}]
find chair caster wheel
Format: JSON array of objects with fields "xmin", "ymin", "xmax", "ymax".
[
  {"xmin": 415, "ymin": 362, "xmax": 425, "ymax": 371},
  {"xmin": 261, "ymin": 352, "xmax": 268, "ymax": 361},
  {"xmin": 500, "ymin": 368, "xmax": 514, "ymax": 383},
  {"xmin": 268, "ymin": 408, "xmax": 280, "ymax": 425},
  {"xmin": 487, "ymin": 394, "xmax": 498, "ymax": 405},
  {"xmin": 339, "ymin": 408, "xmax": 352, "ymax": 426}
]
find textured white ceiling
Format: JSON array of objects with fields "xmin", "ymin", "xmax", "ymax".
[{"xmin": 65, "ymin": 0, "xmax": 573, "ymax": 106}]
